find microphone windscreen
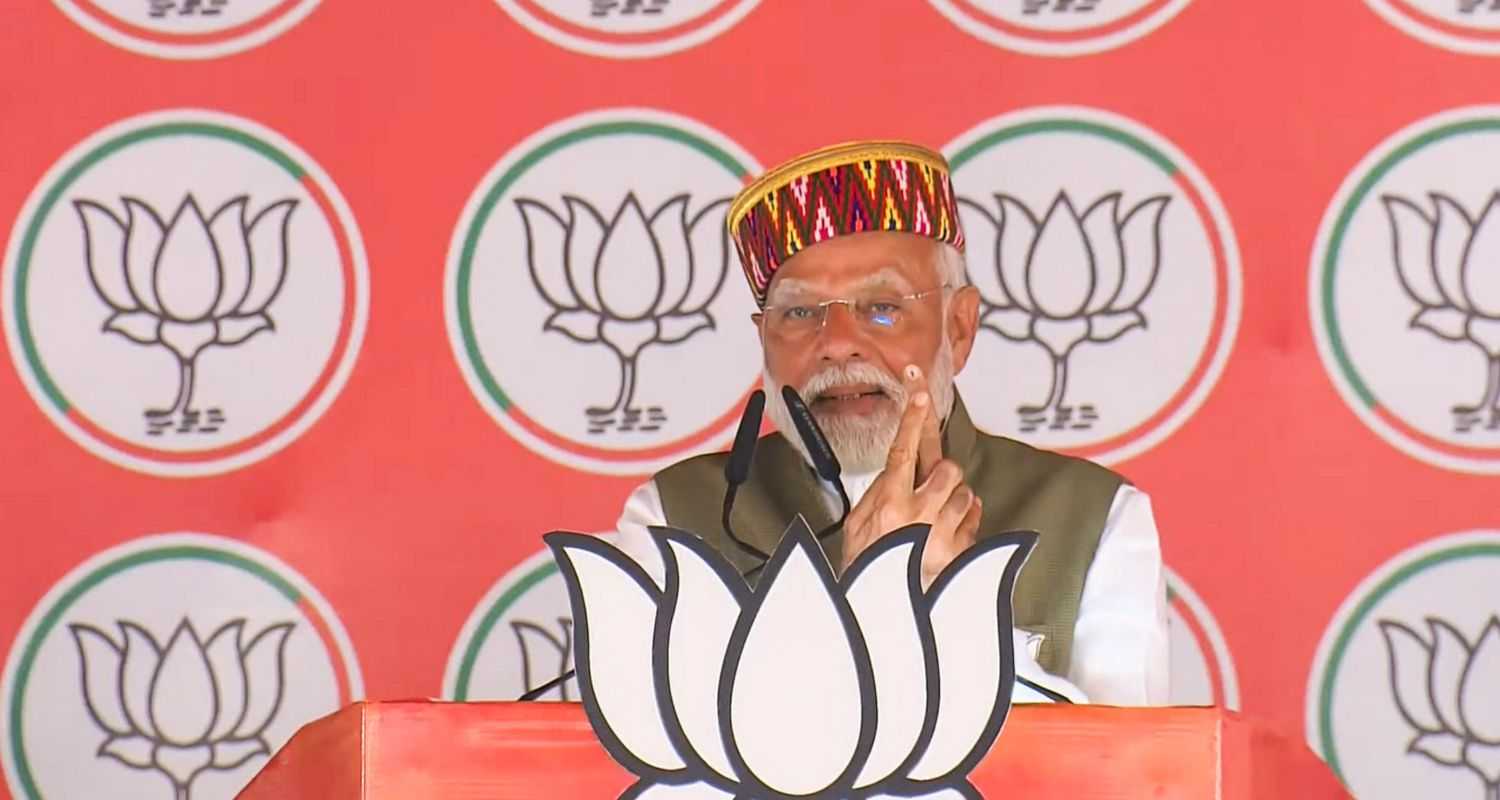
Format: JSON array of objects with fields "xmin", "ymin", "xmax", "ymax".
[
  {"xmin": 725, "ymin": 390, "xmax": 765, "ymax": 485},
  {"xmin": 781, "ymin": 385, "xmax": 842, "ymax": 482}
]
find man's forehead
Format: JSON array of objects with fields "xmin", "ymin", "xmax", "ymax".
[{"xmin": 766, "ymin": 233, "xmax": 937, "ymax": 299}]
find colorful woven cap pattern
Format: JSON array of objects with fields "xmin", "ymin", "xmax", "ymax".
[{"xmin": 727, "ymin": 141, "xmax": 966, "ymax": 307}]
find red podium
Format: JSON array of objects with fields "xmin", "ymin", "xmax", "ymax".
[{"xmin": 237, "ymin": 701, "xmax": 1350, "ymax": 798}]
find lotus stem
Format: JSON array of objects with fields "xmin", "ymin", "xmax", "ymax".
[
  {"xmin": 1050, "ymin": 356, "xmax": 1070, "ymax": 413},
  {"xmin": 174, "ymin": 784, "xmax": 190, "ymax": 800},
  {"xmin": 617, "ymin": 358, "xmax": 639, "ymax": 414},
  {"xmin": 1485, "ymin": 356, "xmax": 1500, "ymax": 414}
]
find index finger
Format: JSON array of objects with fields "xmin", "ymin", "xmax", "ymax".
[
  {"xmin": 902, "ymin": 365, "xmax": 943, "ymax": 482},
  {"xmin": 883, "ymin": 385, "xmax": 930, "ymax": 487}
]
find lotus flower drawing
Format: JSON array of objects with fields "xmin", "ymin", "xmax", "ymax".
[
  {"xmin": 69, "ymin": 618, "xmax": 295, "ymax": 800},
  {"xmin": 546, "ymin": 520, "xmax": 1035, "ymax": 799},
  {"xmin": 960, "ymin": 191, "xmax": 1168, "ymax": 431},
  {"xmin": 517, "ymin": 192, "xmax": 730, "ymax": 434},
  {"xmin": 1383, "ymin": 192, "xmax": 1500, "ymax": 431},
  {"xmin": 1381, "ymin": 617, "xmax": 1500, "ymax": 800},
  {"xmin": 513, "ymin": 618, "xmax": 576, "ymax": 701},
  {"xmin": 74, "ymin": 194, "xmax": 295, "ymax": 435}
]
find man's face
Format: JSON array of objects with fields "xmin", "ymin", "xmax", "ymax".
[{"xmin": 756, "ymin": 232, "xmax": 980, "ymax": 473}]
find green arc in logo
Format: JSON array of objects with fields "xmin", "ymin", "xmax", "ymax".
[{"xmin": 948, "ymin": 119, "xmax": 1178, "ymax": 175}]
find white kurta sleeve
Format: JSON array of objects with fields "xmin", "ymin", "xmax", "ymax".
[
  {"xmin": 614, "ymin": 479, "xmax": 668, "ymax": 587},
  {"xmin": 1064, "ymin": 484, "xmax": 1170, "ymax": 706}
]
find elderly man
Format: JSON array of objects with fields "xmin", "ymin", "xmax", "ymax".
[{"xmin": 615, "ymin": 141, "xmax": 1168, "ymax": 706}]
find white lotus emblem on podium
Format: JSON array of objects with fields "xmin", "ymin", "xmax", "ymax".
[{"xmin": 546, "ymin": 521, "xmax": 1035, "ymax": 799}]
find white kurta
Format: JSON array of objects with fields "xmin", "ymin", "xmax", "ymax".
[{"xmin": 614, "ymin": 468, "xmax": 1170, "ymax": 707}]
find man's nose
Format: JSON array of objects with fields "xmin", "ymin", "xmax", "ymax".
[{"xmin": 813, "ymin": 302, "xmax": 868, "ymax": 361}]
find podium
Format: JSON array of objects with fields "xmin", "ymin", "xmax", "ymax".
[{"xmin": 237, "ymin": 701, "xmax": 1350, "ymax": 798}]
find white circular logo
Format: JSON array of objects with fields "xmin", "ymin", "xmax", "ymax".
[
  {"xmin": 3, "ymin": 109, "xmax": 369, "ymax": 477},
  {"xmin": 1311, "ymin": 106, "xmax": 1500, "ymax": 474},
  {"xmin": 493, "ymin": 0, "xmax": 761, "ymax": 58},
  {"xmin": 1166, "ymin": 566, "xmax": 1239, "ymax": 709},
  {"xmin": 0, "ymin": 533, "xmax": 363, "ymax": 800},
  {"xmin": 52, "ymin": 0, "xmax": 321, "ymax": 59},
  {"xmin": 928, "ymin": 0, "xmax": 1193, "ymax": 56},
  {"xmin": 945, "ymin": 106, "xmax": 1241, "ymax": 465},
  {"xmin": 1306, "ymin": 530, "xmax": 1500, "ymax": 799},
  {"xmin": 444, "ymin": 541, "xmax": 614, "ymax": 702},
  {"xmin": 1365, "ymin": 0, "xmax": 1500, "ymax": 56},
  {"xmin": 446, "ymin": 108, "xmax": 762, "ymax": 476}
]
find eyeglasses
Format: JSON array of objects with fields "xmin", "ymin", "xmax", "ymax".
[{"xmin": 758, "ymin": 286, "xmax": 948, "ymax": 338}]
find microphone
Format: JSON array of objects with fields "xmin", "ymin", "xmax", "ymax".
[
  {"xmin": 721, "ymin": 390, "xmax": 769, "ymax": 563},
  {"xmin": 780, "ymin": 386, "xmax": 852, "ymax": 541}
]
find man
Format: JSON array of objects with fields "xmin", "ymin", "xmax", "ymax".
[{"xmin": 616, "ymin": 141, "xmax": 1168, "ymax": 706}]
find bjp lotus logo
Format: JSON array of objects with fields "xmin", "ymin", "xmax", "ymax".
[
  {"xmin": 1383, "ymin": 192, "xmax": 1500, "ymax": 432},
  {"xmin": 69, "ymin": 617, "xmax": 295, "ymax": 800},
  {"xmin": 74, "ymin": 194, "xmax": 296, "ymax": 436},
  {"xmin": 517, "ymin": 192, "xmax": 730, "ymax": 434},
  {"xmin": 959, "ymin": 191, "xmax": 1168, "ymax": 431},
  {"xmin": 1380, "ymin": 616, "xmax": 1500, "ymax": 799},
  {"xmin": 547, "ymin": 521, "xmax": 1034, "ymax": 799}
]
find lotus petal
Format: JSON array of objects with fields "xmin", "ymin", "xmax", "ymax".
[
  {"xmin": 979, "ymin": 307, "xmax": 1032, "ymax": 341},
  {"xmin": 1428, "ymin": 618, "xmax": 1471, "ymax": 735},
  {"xmin": 650, "ymin": 196, "xmax": 693, "ymax": 315},
  {"xmin": 1460, "ymin": 618, "xmax": 1500, "ymax": 743},
  {"xmin": 907, "ymin": 533, "xmax": 1034, "ymax": 782},
  {"xmin": 217, "ymin": 313, "xmax": 274, "ymax": 345},
  {"xmin": 75, "ymin": 201, "xmax": 135, "ymax": 311},
  {"xmin": 955, "ymin": 198, "xmax": 1013, "ymax": 309},
  {"xmin": 211, "ymin": 737, "xmax": 270, "ymax": 770},
  {"xmin": 547, "ymin": 533, "xmax": 686, "ymax": 774},
  {"xmin": 150, "ymin": 620, "xmax": 219, "ymax": 746},
  {"xmin": 657, "ymin": 312, "xmax": 713, "ymax": 344},
  {"xmin": 1379, "ymin": 621, "xmax": 1443, "ymax": 733},
  {"xmin": 1464, "ymin": 194, "xmax": 1500, "ymax": 318},
  {"xmin": 1409, "ymin": 731, "xmax": 1465, "ymax": 765},
  {"xmin": 119, "ymin": 622, "xmax": 161, "ymax": 739},
  {"xmin": 657, "ymin": 530, "xmax": 745, "ymax": 783},
  {"xmin": 513, "ymin": 620, "xmax": 572, "ymax": 700},
  {"xmin": 122, "ymin": 198, "xmax": 166, "ymax": 315},
  {"xmin": 994, "ymin": 195, "xmax": 1038, "ymax": 312},
  {"xmin": 204, "ymin": 620, "xmax": 249, "ymax": 741},
  {"xmin": 1383, "ymin": 196, "xmax": 1444, "ymax": 307},
  {"xmin": 1114, "ymin": 196, "xmax": 1169, "ymax": 311},
  {"xmin": 1025, "ymin": 194, "xmax": 1094, "ymax": 319},
  {"xmin": 544, "ymin": 309, "xmax": 601, "ymax": 343},
  {"xmin": 155, "ymin": 197, "xmax": 223, "ymax": 322},
  {"xmin": 240, "ymin": 199, "xmax": 295, "ymax": 315},
  {"xmin": 517, "ymin": 199, "xmax": 578, "ymax": 311},
  {"xmin": 680, "ymin": 199, "xmax": 730, "ymax": 314},
  {"xmin": 70, "ymin": 624, "xmax": 132, "ymax": 735},
  {"xmin": 1432, "ymin": 194, "xmax": 1473, "ymax": 312},
  {"xmin": 208, "ymin": 197, "xmax": 252, "ymax": 317},
  {"xmin": 1410, "ymin": 307, "xmax": 1470, "ymax": 341},
  {"xmin": 103, "ymin": 311, "xmax": 161, "ymax": 344},
  {"xmin": 563, "ymin": 196, "xmax": 607, "ymax": 314},
  {"xmin": 1079, "ymin": 194, "xmax": 1124, "ymax": 314},
  {"xmin": 841, "ymin": 528, "xmax": 934, "ymax": 789},
  {"xmin": 621, "ymin": 780, "xmax": 735, "ymax": 800},
  {"xmin": 596, "ymin": 195, "xmax": 664, "ymax": 320},
  {"xmin": 232, "ymin": 622, "xmax": 293, "ymax": 739},
  {"xmin": 724, "ymin": 524, "xmax": 868, "ymax": 796},
  {"xmin": 1087, "ymin": 310, "xmax": 1146, "ymax": 343},
  {"xmin": 98, "ymin": 734, "xmax": 155, "ymax": 768}
]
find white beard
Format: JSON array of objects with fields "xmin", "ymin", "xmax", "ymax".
[{"xmin": 763, "ymin": 337, "xmax": 956, "ymax": 475}]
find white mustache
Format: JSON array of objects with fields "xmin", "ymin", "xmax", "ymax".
[{"xmin": 800, "ymin": 363, "xmax": 906, "ymax": 405}]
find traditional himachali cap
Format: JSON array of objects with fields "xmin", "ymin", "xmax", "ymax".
[{"xmin": 727, "ymin": 140, "xmax": 966, "ymax": 308}]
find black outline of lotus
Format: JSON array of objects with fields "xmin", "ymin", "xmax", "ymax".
[
  {"xmin": 959, "ymin": 190, "xmax": 1168, "ymax": 431},
  {"xmin": 1383, "ymin": 192, "xmax": 1500, "ymax": 431},
  {"xmin": 1381, "ymin": 616, "xmax": 1500, "ymax": 800},
  {"xmin": 69, "ymin": 617, "xmax": 295, "ymax": 800},
  {"xmin": 512, "ymin": 617, "xmax": 575, "ymax": 701},
  {"xmin": 74, "ymin": 194, "xmax": 296, "ymax": 435},
  {"xmin": 546, "ymin": 521, "xmax": 1036, "ymax": 799},
  {"xmin": 516, "ymin": 192, "xmax": 730, "ymax": 434}
]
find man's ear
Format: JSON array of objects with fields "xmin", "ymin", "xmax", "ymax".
[
  {"xmin": 947, "ymin": 286, "xmax": 982, "ymax": 373},
  {"xmin": 751, "ymin": 312, "xmax": 765, "ymax": 347}
]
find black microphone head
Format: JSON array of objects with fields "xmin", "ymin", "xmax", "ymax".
[
  {"xmin": 781, "ymin": 385, "xmax": 842, "ymax": 482},
  {"xmin": 725, "ymin": 390, "xmax": 765, "ymax": 485}
]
